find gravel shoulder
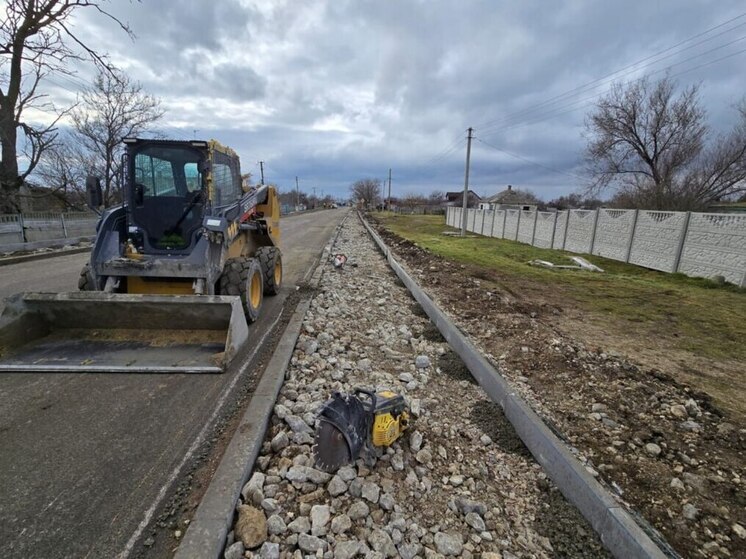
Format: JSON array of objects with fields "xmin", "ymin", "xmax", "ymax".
[
  {"xmin": 369, "ymin": 215, "xmax": 746, "ymax": 559},
  {"xmin": 223, "ymin": 214, "xmax": 609, "ymax": 559}
]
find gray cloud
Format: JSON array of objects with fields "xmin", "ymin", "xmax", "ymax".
[{"xmin": 26, "ymin": 0, "xmax": 746, "ymax": 201}]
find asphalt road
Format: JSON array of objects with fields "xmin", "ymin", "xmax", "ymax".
[{"xmin": 0, "ymin": 209, "xmax": 347, "ymax": 559}]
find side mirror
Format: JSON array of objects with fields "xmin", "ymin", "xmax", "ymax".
[{"xmin": 86, "ymin": 175, "xmax": 103, "ymax": 209}]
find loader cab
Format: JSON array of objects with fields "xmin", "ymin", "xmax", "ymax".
[{"xmin": 126, "ymin": 139, "xmax": 209, "ymax": 254}]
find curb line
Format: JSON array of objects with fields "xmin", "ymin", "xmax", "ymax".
[
  {"xmin": 173, "ymin": 213, "xmax": 347, "ymax": 559},
  {"xmin": 0, "ymin": 245, "xmax": 91, "ymax": 267},
  {"xmin": 358, "ymin": 212, "xmax": 676, "ymax": 559}
]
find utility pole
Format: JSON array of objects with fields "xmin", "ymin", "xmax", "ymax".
[
  {"xmin": 461, "ymin": 128, "xmax": 473, "ymax": 236},
  {"xmin": 387, "ymin": 168, "xmax": 392, "ymax": 210},
  {"xmin": 259, "ymin": 161, "xmax": 265, "ymax": 185},
  {"xmin": 295, "ymin": 176, "xmax": 299, "ymax": 209},
  {"xmin": 312, "ymin": 186, "xmax": 317, "ymax": 209}
]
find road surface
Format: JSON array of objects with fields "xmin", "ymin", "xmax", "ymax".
[{"xmin": 0, "ymin": 209, "xmax": 347, "ymax": 559}]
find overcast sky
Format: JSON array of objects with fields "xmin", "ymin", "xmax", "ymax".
[{"xmin": 31, "ymin": 0, "xmax": 746, "ymax": 201}]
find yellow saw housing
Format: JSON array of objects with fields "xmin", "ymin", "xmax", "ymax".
[{"xmin": 370, "ymin": 390, "xmax": 410, "ymax": 447}]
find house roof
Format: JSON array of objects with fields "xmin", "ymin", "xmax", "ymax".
[
  {"xmin": 445, "ymin": 190, "xmax": 481, "ymax": 201},
  {"xmin": 484, "ymin": 186, "xmax": 533, "ymax": 205}
]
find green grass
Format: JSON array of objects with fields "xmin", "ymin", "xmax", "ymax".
[{"xmin": 376, "ymin": 213, "xmax": 746, "ymax": 362}]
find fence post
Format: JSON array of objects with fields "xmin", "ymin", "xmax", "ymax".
[
  {"xmin": 480, "ymin": 210, "xmax": 486, "ymax": 236},
  {"xmin": 562, "ymin": 211, "xmax": 570, "ymax": 250},
  {"xmin": 550, "ymin": 211, "xmax": 558, "ymax": 248},
  {"xmin": 588, "ymin": 209, "xmax": 600, "ymax": 254},
  {"xmin": 60, "ymin": 213, "xmax": 68, "ymax": 238},
  {"xmin": 530, "ymin": 210, "xmax": 538, "ymax": 246},
  {"xmin": 470, "ymin": 209, "xmax": 477, "ymax": 232},
  {"xmin": 673, "ymin": 211, "xmax": 691, "ymax": 273},
  {"xmin": 625, "ymin": 210, "xmax": 639, "ymax": 263},
  {"xmin": 490, "ymin": 210, "xmax": 497, "ymax": 237},
  {"xmin": 501, "ymin": 211, "xmax": 507, "ymax": 238},
  {"xmin": 515, "ymin": 210, "xmax": 521, "ymax": 241},
  {"xmin": 17, "ymin": 213, "xmax": 27, "ymax": 243}
]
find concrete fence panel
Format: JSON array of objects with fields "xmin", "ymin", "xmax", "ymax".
[
  {"xmin": 629, "ymin": 211, "xmax": 688, "ymax": 273},
  {"xmin": 492, "ymin": 210, "xmax": 506, "ymax": 238},
  {"xmin": 678, "ymin": 213, "xmax": 746, "ymax": 286},
  {"xmin": 553, "ymin": 211, "xmax": 568, "ymax": 249},
  {"xmin": 517, "ymin": 210, "xmax": 535, "ymax": 244},
  {"xmin": 565, "ymin": 210, "xmax": 596, "ymax": 253},
  {"xmin": 483, "ymin": 210, "xmax": 495, "ymax": 236},
  {"xmin": 533, "ymin": 212, "xmax": 556, "ymax": 248},
  {"xmin": 504, "ymin": 209, "xmax": 519, "ymax": 240},
  {"xmin": 466, "ymin": 208, "xmax": 475, "ymax": 232},
  {"xmin": 0, "ymin": 214, "xmax": 23, "ymax": 245},
  {"xmin": 474, "ymin": 209, "xmax": 485, "ymax": 235},
  {"xmin": 593, "ymin": 209, "xmax": 636, "ymax": 261}
]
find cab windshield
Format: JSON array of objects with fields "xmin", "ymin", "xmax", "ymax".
[{"xmin": 130, "ymin": 144, "xmax": 205, "ymax": 252}]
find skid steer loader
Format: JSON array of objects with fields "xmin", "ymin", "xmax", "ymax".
[{"xmin": 0, "ymin": 138, "xmax": 282, "ymax": 373}]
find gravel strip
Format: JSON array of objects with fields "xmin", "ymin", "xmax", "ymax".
[{"xmin": 223, "ymin": 216, "xmax": 609, "ymax": 558}]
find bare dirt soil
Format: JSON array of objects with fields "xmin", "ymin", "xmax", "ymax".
[{"xmin": 372, "ymin": 220, "xmax": 746, "ymax": 559}]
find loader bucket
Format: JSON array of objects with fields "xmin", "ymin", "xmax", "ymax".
[{"xmin": 0, "ymin": 292, "xmax": 250, "ymax": 373}]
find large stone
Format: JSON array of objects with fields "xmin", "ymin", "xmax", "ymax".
[
  {"xmin": 285, "ymin": 415, "xmax": 312, "ymax": 433},
  {"xmin": 669, "ymin": 405, "xmax": 688, "ymax": 419},
  {"xmin": 285, "ymin": 466, "xmax": 308, "ymax": 483},
  {"xmin": 379, "ymin": 493, "xmax": 395, "ymax": 511},
  {"xmin": 337, "ymin": 466, "xmax": 357, "ymax": 481},
  {"xmin": 398, "ymin": 542, "xmax": 422, "ymax": 559},
  {"xmin": 410, "ymin": 431, "xmax": 423, "ymax": 452},
  {"xmin": 434, "ymin": 532, "xmax": 463, "ymax": 556},
  {"xmin": 298, "ymin": 533, "xmax": 327, "ymax": 553},
  {"xmin": 465, "ymin": 512, "xmax": 486, "ymax": 531},
  {"xmin": 270, "ymin": 431, "xmax": 289, "ymax": 452},
  {"xmin": 234, "ymin": 505, "xmax": 267, "ymax": 549}
]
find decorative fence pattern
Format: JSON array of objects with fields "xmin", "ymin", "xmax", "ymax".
[
  {"xmin": 0, "ymin": 212, "xmax": 98, "ymax": 250},
  {"xmin": 446, "ymin": 206, "xmax": 746, "ymax": 286}
]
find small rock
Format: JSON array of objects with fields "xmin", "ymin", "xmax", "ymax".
[
  {"xmin": 434, "ymin": 532, "xmax": 463, "ymax": 556},
  {"xmin": 337, "ymin": 466, "xmax": 357, "ymax": 482},
  {"xmin": 334, "ymin": 540, "xmax": 362, "ymax": 559},
  {"xmin": 482, "ymin": 553, "xmax": 503, "ymax": 559},
  {"xmin": 310, "ymin": 504, "xmax": 331, "ymax": 536},
  {"xmin": 398, "ymin": 542, "xmax": 422, "ymax": 559},
  {"xmin": 224, "ymin": 541, "xmax": 244, "ymax": 559},
  {"xmin": 683, "ymin": 503, "xmax": 698, "ymax": 520},
  {"xmin": 270, "ymin": 431, "xmax": 289, "ymax": 452},
  {"xmin": 399, "ymin": 372, "xmax": 415, "ymax": 383},
  {"xmin": 379, "ymin": 493, "xmax": 395, "ymax": 511},
  {"xmin": 267, "ymin": 514, "xmax": 287, "ymax": 535},
  {"xmin": 235, "ymin": 505, "xmax": 267, "ymax": 549},
  {"xmin": 259, "ymin": 541, "xmax": 280, "ymax": 559},
  {"xmin": 362, "ymin": 481, "xmax": 380, "ymax": 503},
  {"xmin": 410, "ymin": 431, "xmax": 423, "ymax": 452},
  {"xmin": 480, "ymin": 434, "xmax": 492, "ymax": 445},
  {"xmin": 591, "ymin": 403, "xmax": 606, "ymax": 412},
  {"xmin": 670, "ymin": 478, "xmax": 685, "ymax": 491},
  {"xmin": 298, "ymin": 533, "xmax": 327, "ymax": 553},
  {"xmin": 415, "ymin": 355, "xmax": 431, "ymax": 369},
  {"xmin": 669, "ymin": 405, "xmax": 688, "ymax": 419},
  {"xmin": 416, "ymin": 448, "xmax": 432, "ymax": 464},
  {"xmin": 644, "ymin": 443, "xmax": 662, "ymax": 457},
  {"xmin": 732, "ymin": 523, "xmax": 746, "ymax": 539},
  {"xmin": 348, "ymin": 501, "xmax": 370, "ymax": 520},
  {"xmin": 328, "ymin": 475, "xmax": 348, "ymax": 496},
  {"xmin": 454, "ymin": 498, "xmax": 486, "ymax": 517},
  {"xmin": 287, "ymin": 516, "xmax": 311, "ymax": 534},
  {"xmin": 285, "ymin": 466, "xmax": 308, "ymax": 483},
  {"xmin": 284, "ymin": 415, "xmax": 312, "ymax": 434},
  {"xmin": 331, "ymin": 514, "xmax": 352, "ymax": 534},
  {"xmin": 680, "ymin": 420, "xmax": 702, "ymax": 432},
  {"xmin": 368, "ymin": 528, "xmax": 397, "ymax": 557},
  {"xmin": 684, "ymin": 398, "xmax": 700, "ymax": 417},
  {"xmin": 358, "ymin": 358, "xmax": 372, "ymax": 371},
  {"xmin": 465, "ymin": 512, "xmax": 486, "ymax": 532},
  {"xmin": 391, "ymin": 454, "xmax": 405, "ymax": 471}
]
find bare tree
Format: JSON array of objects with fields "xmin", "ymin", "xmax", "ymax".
[
  {"xmin": 72, "ymin": 69, "xmax": 163, "ymax": 204},
  {"xmin": 0, "ymin": 0, "xmax": 132, "ymax": 212},
  {"xmin": 427, "ymin": 190, "xmax": 445, "ymax": 205},
  {"xmin": 585, "ymin": 76, "xmax": 746, "ymax": 210},
  {"xmin": 350, "ymin": 178, "xmax": 381, "ymax": 208},
  {"xmin": 401, "ymin": 192, "xmax": 426, "ymax": 209},
  {"xmin": 34, "ymin": 130, "xmax": 93, "ymax": 209}
]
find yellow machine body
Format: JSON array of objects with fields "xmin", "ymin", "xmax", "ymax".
[{"xmin": 370, "ymin": 390, "xmax": 410, "ymax": 447}]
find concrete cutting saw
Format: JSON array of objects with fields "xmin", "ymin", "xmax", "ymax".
[{"xmin": 313, "ymin": 388, "xmax": 410, "ymax": 473}]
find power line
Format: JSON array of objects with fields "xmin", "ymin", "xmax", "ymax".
[
  {"xmin": 474, "ymin": 136, "xmax": 585, "ymax": 182},
  {"xmin": 476, "ymin": 11, "xmax": 746, "ymax": 133}
]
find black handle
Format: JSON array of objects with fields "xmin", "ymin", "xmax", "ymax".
[{"xmin": 353, "ymin": 388, "xmax": 376, "ymax": 413}]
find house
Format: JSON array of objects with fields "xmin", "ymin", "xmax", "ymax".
[
  {"xmin": 444, "ymin": 190, "xmax": 481, "ymax": 208},
  {"xmin": 479, "ymin": 185, "xmax": 537, "ymax": 211}
]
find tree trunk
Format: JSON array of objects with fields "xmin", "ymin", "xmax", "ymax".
[{"xmin": 0, "ymin": 106, "xmax": 21, "ymax": 213}]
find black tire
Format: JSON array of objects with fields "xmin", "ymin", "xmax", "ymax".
[
  {"xmin": 255, "ymin": 246, "xmax": 282, "ymax": 295},
  {"xmin": 219, "ymin": 257, "xmax": 263, "ymax": 323},
  {"xmin": 78, "ymin": 263, "xmax": 95, "ymax": 291}
]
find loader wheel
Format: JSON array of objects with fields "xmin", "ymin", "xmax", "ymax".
[
  {"xmin": 78, "ymin": 263, "xmax": 95, "ymax": 291},
  {"xmin": 256, "ymin": 246, "xmax": 282, "ymax": 295},
  {"xmin": 219, "ymin": 257, "xmax": 263, "ymax": 323}
]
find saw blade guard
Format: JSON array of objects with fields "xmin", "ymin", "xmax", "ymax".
[{"xmin": 313, "ymin": 391, "xmax": 372, "ymax": 472}]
